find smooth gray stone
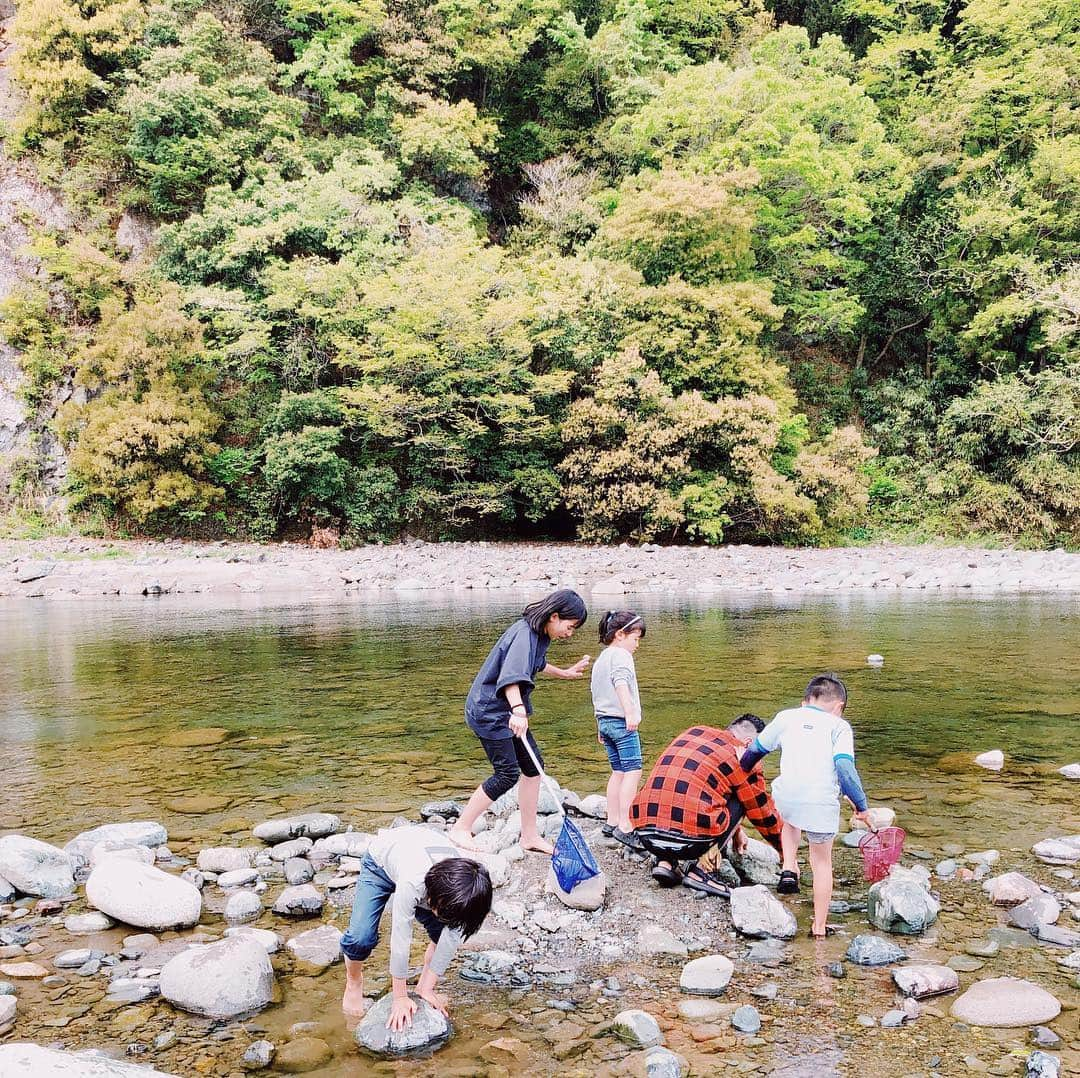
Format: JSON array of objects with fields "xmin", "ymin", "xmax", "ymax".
[
  {"xmin": 846, "ymin": 934, "xmax": 908, "ymax": 966},
  {"xmin": 355, "ymin": 993, "xmax": 452, "ymax": 1056},
  {"xmin": 731, "ymin": 1005, "xmax": 761, "ymax": 1033}
]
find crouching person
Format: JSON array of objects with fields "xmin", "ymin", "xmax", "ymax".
[{"xmin": 340, "ymin": 824, "xmax": 492, "ymax": 1030}]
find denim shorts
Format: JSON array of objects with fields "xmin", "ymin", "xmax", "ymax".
[
  {"xmin": 597, "ymin": 716, "xmax": 643, "ymax": 772},
  {"xmin": 806, "ymin": 831, "xmax": 836, "ymax": 845}
]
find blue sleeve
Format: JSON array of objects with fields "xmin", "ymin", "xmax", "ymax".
[
  {"xmin": 739, "ymin": 738, "xmax": 769, "ymax": 771},
  {"xmin": 834, "ymin": 755, "xmax": 868, "ymax": 812}
]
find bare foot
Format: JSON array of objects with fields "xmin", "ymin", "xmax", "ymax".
[
  {"xmin": 447, "ymin": 828, "xmax": 482, "ymax": 852},
  {"xmin": 342, "ymin": 986, "xmax": 368, "ymax": 1018},
  {"xmin": 521, "ymin": 836, "xmax": 554, "ymax": 855}
]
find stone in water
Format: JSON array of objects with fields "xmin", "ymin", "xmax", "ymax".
[{"xmin": 355, "ymin": 993, "xmax": 452, "ymax": 1056}]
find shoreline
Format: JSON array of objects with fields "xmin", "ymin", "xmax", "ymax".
[{"xmin": 2, "ymin": 538, "xmax": 1080, "ymax": 602}]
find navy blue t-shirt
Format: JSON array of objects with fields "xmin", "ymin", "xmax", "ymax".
[{"xmin": 465, "ymin": 619, "xmax": 550, "ymax": 739}]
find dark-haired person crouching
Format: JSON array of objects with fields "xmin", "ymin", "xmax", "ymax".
[
  {"xmin": 340, "ymin": 824, "xmax": 492, "ymax": 1030},
  {"xmin": 631, "ymin": 715, "xmax": 784, "ymax": 897}
]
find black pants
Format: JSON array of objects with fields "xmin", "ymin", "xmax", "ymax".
[
  {"xmin": 635, "ymin": 794, "xmax": 744, "ymax": 863},
  {"xmin": 479, "ymin": 731, "xmax": 544, "ymax": 801}
]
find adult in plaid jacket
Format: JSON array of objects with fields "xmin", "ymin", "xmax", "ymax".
[{"xmin": 630, "ymin": 715, "xmax": 783, "ymax": 891}]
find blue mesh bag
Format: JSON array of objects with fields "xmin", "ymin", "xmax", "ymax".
[{"xmin": 519, "ymin": 735, "xmax": 600, "ymax": 893}]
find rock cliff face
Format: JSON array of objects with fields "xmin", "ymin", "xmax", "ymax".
[{"xmin": 0, "ymin": 12, "xmax": 75, "ymax": 512}]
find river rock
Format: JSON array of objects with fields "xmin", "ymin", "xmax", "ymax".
[
  {"xmin": 846, "ymin": 935, "xmax": 907, "ymax": 966},
  {"xmin": 578, "ymin": 794, "xmax": 607, "ymax": 819},
  {"xmin": 679, "ymin": 954, "xmax": 733, "ymax": 995},
  {"xmin": 271, "ymin": 838, "xmax": 314, "ymax": 861},
  {"xmin": 892, "ymin": 964, "xmax": 958, "ymax": 998},
  {"xmin": 159, "ymin": 937, "xmax": 274, "ymax": 1018},
  {"xmin": 984, "ymin": 873, "xmax": 1043, "ymax": 906},
  {"xmin": 355, "ymin": 993, "xmax": 452, "ymax": 1055},
  {"xmin": 309, "ymin": 833, "xmax": 371, "ymax": 859},
  {"xmin": 852, "ymin": 806, "xmax": 897, "ymax": 831},
  {"xmin": 274, "ymin": 1036, "xmax": 332, "ymax": 1073},
  {"xmin": 0, "ymin": 874, "xmax": 14, "ymax": 902},
  {"xmin": 612, "ymin": 1009, "xmax": 663, "ymax": 1048},
  {"xmin": 868, "ymin": 867, "xmax": 940, "ymax": 934},
  {"xmin": 1032, "ymin": 838, "xmax": 1080, "ymax": 865},
  {"xmin": 225, "ymin": 891, "xmax": 262, "ymax": 924},
  {"xmin": 1009, "ymin": 894, "xmax": 1061, "ymax": 930},
  {"xmin": 0, "ymin": 962, "xmax": 48, "ymax": 978},
  {"xmin": 254, "ymin": 814, "xmax": 341, "ymax": 843},
  {"xmin": 644, "ymin": 1046, "xmax": 684, "ymax": 1078},
  {"xmin": 86, "ymin": 859, "xmax": 201, "ymax": 931},
  {"xmin": 638, "ymin": 924, "xmax": 688, "ymax": 957},
  {"xmin": 975, "ymin": 750, "xmax": 1004, "ymax": 771},
  {"xmin": 273, "ymin": 885, "xmax": 324, "ymax": 917},
  {"xmin": 0, "ymin": 835, "xmax": 75, "ymax": 898},
  {"xmin": 0, "ymin": 994, "xmax": 15, "ymax": 1028},
  {"xmin": 420, "ymin": 801, "xmax": 461, "ymax": 821},
  {"xmin": 731, "ymin": 1004, "xmax": 761, "ymax": 1033},
  {"xmin": 197, "ymin": 847, "xmax": 255, "ymax": 874},
  {"xmin": 1059, "ymin": 764, "xmax": 1080, "ymax": 780},
  {"xmin": 951, "ymin": 978, "xmax": 1061, "ymax": 1027},
  {"xmin": 242, "ymin": 1040, "xmax": 275, "ymax": 1070},
  {"xmin": 730, "ymin": 885, "xmax": 797, "ymax": 939},
  {"xmin": 286, "ymin": 924, "xmax": 342, "ymax": 972},
  {"xmin": 64, "ymin": 822, "xmax": 168, "ymax": 867},
  {"xmin": 545, "ymin": 866, "xmax": 606, "ymax": 911},
  {"xmin": 224, "ymin": 926, "xmax": 282, "ymax": 953},
  {"xmin": 1027, "ymin": 1051, "xmax": 1061, "ymax": 1078},
  {"xmin": 91, "ymin": 842, "xmax": 157, "ymax": 868},
  {"xmin": 1033, "ymin": 922, "xmax": 1080, "ymax": 947},
  {"xmin": 284, "ymin": 858, "xmax": 315, "ymax": 886},
  {"xmin": 54, "ymin": 948, "xmax": 97, "ymax": 969},
  {"xmin": 0, "ymin": 1044, "xmax": 180, "ymax": 1075},
  {"xmin": 64, "ymin": 912, "xmax": 113, "ymax": 934},
  {"xmin": 729, "ymin": 839, "xmax": 781, "ymax": 887}
]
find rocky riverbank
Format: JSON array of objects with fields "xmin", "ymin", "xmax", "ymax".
[
  {"xmin": 0, "ymin": 759, "xmax": 1078, "ymax": 1077},
  {"xmin": 2, "ymin": 538, "xmax": 1080, "ymax": 602}
]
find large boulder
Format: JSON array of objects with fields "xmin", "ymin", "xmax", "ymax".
[
  {"xmin": 86, "ymin": 858, "xmax": 201, "ymax": 931},
  {"xmin": 0, "ymin": 835, "xmax": 74, "ymax": 898},
  {"xmin": 892, "ymin": 964, "xmax": 959, "ymax": 998},
  {"xmin": 253, "ymin": 814, "xmax": 341, "ymax": 844},
  {"xmin": 545, "ymin": 866, "xmax": 606, "ymax": 911},
  {"xmin": 729, "ymin": 885, "xmax": 797, "ymax": 939},
  {"xmin": 355, "ymin": 993, "xmax": 452, "ymax": 1056},
  {"xmin": 868, "ymin": 866, "xmax": 940, "ymax": 935},
  {"xmin": 65, "ymin": 823, "xmax": 167, "ymax": 867},
  {"xmin": 950, "ymin": 978, "xmax": 1061, "ymax": 1028},
  {"xmin": 159, "ymin": 937, "xmax": 274, "ymax": 1019},
  {"xmin": 0, "ymin": 1044, "xmax": 179, "ymax": 1075}
]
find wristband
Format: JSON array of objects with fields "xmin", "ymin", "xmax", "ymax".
[{"xmin": 510, "ymin": 705, "xmax": 526, "ymax": 715}]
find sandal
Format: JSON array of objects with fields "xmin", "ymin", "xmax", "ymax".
[
  {"xmin": 682, "ymin": 864, "xmax": 731, "ymax": 899},
  {"xmin": 651, "ymin": 864, "xmax": 683, "ymax": 888},
  {"xmin": 808, "ymin": 926, "xmax": 838, "ymax": 938},
  {"xmin": 601, "ymin": 823, "xmax": 615, "ymax": 838},
  {"xmin": 777, "ymin": 870, "xmax": 800, "ymax": 895},
  {"xmin": 613, "ymin": 828, "xmax": 643, "ymax": 851}
]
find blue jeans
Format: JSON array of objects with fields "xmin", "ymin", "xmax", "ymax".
[
  {"xmin": 340, "ymin": 854, "xmax": 444, "ymax": 963},
  {"xmin": 597, "ymin": 716, "xmax": 643, "ymax": 773}
]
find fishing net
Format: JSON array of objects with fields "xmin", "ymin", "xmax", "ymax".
[{"xmin": 551, "ymin": 815, "xmax": 601, "ymax": 893}]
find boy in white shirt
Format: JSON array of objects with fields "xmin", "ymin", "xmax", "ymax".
[{"xmin": 740, "ymin": 674, "xmax": 871, "ymax": 938}]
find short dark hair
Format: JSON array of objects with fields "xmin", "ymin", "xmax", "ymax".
[
  {"xmin": 598, "ymin": 609, "xmax": 646, "ymax": 644},
  {"xmin": 804, "ymin": 674, "xmax": 848, "ymax": 707},
  {"xmin": 424, "ymin": 858, "xmax": 492, "ymax": 938},
  {"xmin": 522, "ymin": 589, "xmax": 588, "ymax": 634},
  {"xmin": 728, "ymin": 713, "xmax": 765, "ymax": 734}
]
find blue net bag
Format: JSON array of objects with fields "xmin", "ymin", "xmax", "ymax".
[{"xmin": 551, "ymin": 816, "xmax": 600, "ymax": 893}]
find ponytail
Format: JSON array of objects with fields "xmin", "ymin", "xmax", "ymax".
[{"xmin": 598, "ymin": 610, "xmax": 646, "ymax": 644}]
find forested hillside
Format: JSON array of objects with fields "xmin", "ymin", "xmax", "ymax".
[{"xmin": 2, "ymin": 0, "xmax": 1077, "ymax": 545}]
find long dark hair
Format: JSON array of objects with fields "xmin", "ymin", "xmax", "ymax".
[
  {"xmin": 522, "ymin": 589, "xmax": 587, "ymax": 634},
  {"xmin": 598, "ymin": 609, "xmax": 646, "ymax": 644}
]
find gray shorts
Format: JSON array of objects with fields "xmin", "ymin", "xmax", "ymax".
[{"xmin": 805, "ymin": 831, "xmax": 836, "ymax": 845}]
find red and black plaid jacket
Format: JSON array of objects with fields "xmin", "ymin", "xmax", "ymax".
[{"xmin": 630, "ymin": 725, "xmax": 783, "ymax": 851}]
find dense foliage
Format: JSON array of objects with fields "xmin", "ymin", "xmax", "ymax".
[{"xmin": 3, "ymin": 0, "xmax": 1077, "ymax": 544}]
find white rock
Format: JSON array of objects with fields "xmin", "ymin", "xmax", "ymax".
[
  {"xmin": 612, "ymin": 1009, "xmax": 663, "ymax": 1048},
  {"xmin": 0, "ymin": 835, "xmax": 75, "ymax": 898},
  {"xmin": 197, "ymin": 848, "xmax": 255, "ymax": 874},
  {"xmin": 272, "ymin": 884, "xmax": 324, "ymax": 916},
  {"xmin": 983, "ymin": 872, "xmax": 1043, "ymax": 906},
  {"xmin": 355, "ymin": 993, "xmax": 451, "ymax": 1055},
  {"xmin": 270, "ymin": 838, "xmax": 313, "ymax": 861},
  {"xmin": 1032, "ymin": 839, "xmax": 1080, "ymax": 866},
  {"xmin": 89, "ymin": 843, "xmax": 155, "ymax": 868},
  {"xmin": 577, "ymin": 794, "xmax": 608, "ymax": 819},
  {"xmin": 86, "ymin": 859, "xmax": 201, "ymax": 931},
  {"xmin": 679, "ymin": 955, "xmax": 734, "ymax": 996},
  {"xmin": 218, "ymin": 868, "xmax": 259, "ymax": 889},
  {"xmin": 0, "ymin": 1044, "xmax": 179, "ymax": 1076},
  {"xmin": 730, "ymin": 885, "xmax": 798, "ymax": 939},
  {"xmin": 159, "ymin": 938, "xmax": 273, "ymax": 1018},
  {"xmin": 467, "ymin": 850, "xmax": 510, "ymax": 888},
  {"xmin": 225, "ymin": 891, "xmax": 262, "ymax": 924},
  {"xmin": 638, "ymin": 924, "xmax": 688, "ymax": 957},
  {"xmin": 491, "ymin": 899, "xmax": 526, "ymax": 928},
  {"xmin": 286, "ymin": 924, "xmax": 343, "ymax": 971},
  {"xmin": 968, "ymin": 850, "xmax": 1000, "ymax": 867},
  {"xmin": 64, "ymin": 912, "xmax": 114, "ymax": 935},
  {"xmin": 0, "ymin": 995, "xmax": 15, "ymax": 1027},
  {"xmin": 866, "ymin": 654, "xmax": 884, "ymax": 666},
  {"xmin": 851, "ymin": 806, "xmax": 897, "ymax": 831},
  {"xmin": 1059, "ymin": 764, "xmax": 1080, "ymax": 780},
  {"xmin": 868, "ymin": 866, "xmax": 940, "ymax": 935},
  {"xmin": 1009, "ymin": 894, "xmax": 1061, "ymax": 930},
  {"xmin": 253, "ymin": 814, "xmax": 340, "ymax": 844},
  {"xmin": 950, "ymin": 978, "xmax": 1061, "ymax": 1028},
  {"xmin": 64, "ymin": 822, "xmax": 168, "ymax": 867},
  {"xmin": 545, "ymin": 867, "xmax": 606, "ymax": 911},
  {"xmin": 974, "ymin": 750, "xmax": 1004, "ymax": 771},
  {"xmin": 309, "ymin": 833, "xmax": 372, "ymax": 859},
  {"xmin": 892, "ymin": 964, "xmax": 958, "ymax": 999},
  {"xmin": 223, "ymin": 926, "xmax": 281, "ymax": 954}
]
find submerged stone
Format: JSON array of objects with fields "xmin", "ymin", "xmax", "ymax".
[
  {"xmin": 950, "ymin": 978, "xmax": 1061, "ymax": 1028},
  {"xmin": 160, "ymin": 937, "xmax": 274, "ymax": 1019},
  {"xmin": 846, "ymin": 935, "xmax": 907, "ymax": 966},
  {"xmin": 355, "ymin": 993, "xmax": 452, "ymax": 1056}
]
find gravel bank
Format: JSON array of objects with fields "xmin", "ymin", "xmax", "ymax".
[{"xmin": 2, "ymin": 539, "xmax": 1079, "ymax": 601}]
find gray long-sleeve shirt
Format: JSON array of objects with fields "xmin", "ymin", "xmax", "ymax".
[{"xmin": 366, "ymin": 825, "xmax": 465, "ymax": 979}]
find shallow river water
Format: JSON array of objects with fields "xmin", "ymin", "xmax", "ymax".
[{"xmin": 2, "ymin": 591, "xmax": 1079, "ymax": 1076}]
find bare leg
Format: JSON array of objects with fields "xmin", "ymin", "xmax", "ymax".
[
  {"xmin": 809, "ymin": 839, "xmax": 835, "ymax": 937},
  {"xmin": 617, "ymin": 769, "xmax": 641, "ymax": 832},
  {"xmin": 447, "ymin": 785, "xmax": 492, "ymax": 850},
  {"xmin": 780, "ymin": 822, "xmax": 802, "ymax": 877},
  {"xmin": 518, "ymin": 774, "xmax": 554, "ymax": 854},
  {"xmin": 342, "ymin": 956, "xmax": 367, "ymax": 1017},
  {"xmin": 605, "ymin": 771, "xmax": 621, "ymax": 826}
]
